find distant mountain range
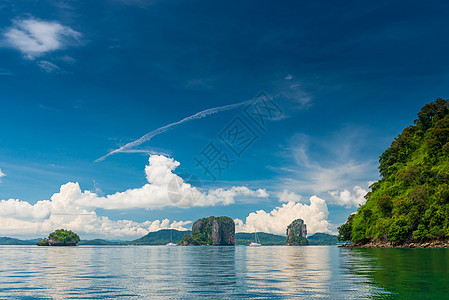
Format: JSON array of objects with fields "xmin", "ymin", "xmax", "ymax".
[
  {"xmin": 1, "ymin": 230, "xmax": 340, "ymax": 246},
  {"xmin": 307, "ymin": 233, "xmax": 341, "ymax": 245},
  {"xmin": 0, "ymin": 237, "xmax": 43, "ymax": 245},
  {"xmin": 235, "ymin": 232, "xmax": 286, "ymax": 245}
]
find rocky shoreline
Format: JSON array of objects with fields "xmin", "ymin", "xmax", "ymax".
[{"xmin": 340, "ymin": 239, "xmax": 449, "ymax": 248}]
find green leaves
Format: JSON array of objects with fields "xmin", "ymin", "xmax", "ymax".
[
  {"xmin": 377, "ymin": 195, "xmax": 393, "ymax": 217},
  {"xmin": 48, "ymin": 229, "xmax": 80, "ymax": 244},
  {"xmin": 341, "ymin": 98, "xmax": 449, "ymax": 244},
  {"xmin": 337, "ymin": 214, "xmax": 354, "ymax": 241},
  {"xmin": 388, "ymin": 218, "xmax": 411, "ymax": 243}
]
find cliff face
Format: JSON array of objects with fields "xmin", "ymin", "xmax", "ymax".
[
  {"xmin": 286, "ymin": 219, "xmax": 308, "ymax": 246},
  {"xmin": 182, "ymin": 216, "xmax": 235, "ymax": 245},
  {"xmin": 48, "ymin": 238, "xmax": 77, "ymax": 246}
]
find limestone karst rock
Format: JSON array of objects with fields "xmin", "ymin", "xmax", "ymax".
[
  {"xmin": 181, "ymin": 216, "xmax": 235, "ymax": 245},
  {"xmin": 286, "ymin": 219, "xmax": 308, "ymax": 246}
]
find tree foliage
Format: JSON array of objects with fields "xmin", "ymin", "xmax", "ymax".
[
  {"xmin": 48, "ymin": 229, "xmax": 80, "ymax": 243},
  {"xmin": 339, "ymin": 98, "xmax": 449, "ymax": 243}
]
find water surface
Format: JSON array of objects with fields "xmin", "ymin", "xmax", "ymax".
[{"xmin": 0, "ymin": 245, "xmax": 448, "ymax": 299}]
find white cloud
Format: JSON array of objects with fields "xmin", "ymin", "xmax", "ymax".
[
  {"xmin": 37, "ymin": 60, "xmax": 63, "ymax": 73},
  {"xmin": 75, "ymin": 155, "xmax": 268, "ymax": 210},
  {"xmin": 3, "ymin": 18, "xmax": 81, "ymax": 59},
  {"xmin": 0, "ymin": 169, "xmax": 5, "ymax": 182},
  {"xmin": 285, "ymin": 74, "xmax": 293, "ymax": 80},
  {"xmin": 0, "ymin": 155, "xmax": 268, "ymax": 239},
  {"xmin": 235, "ymin": 192, "xmax": 331, "ymax": 235},
  {"xmin": 0, "ymin": 206, "xmax": 191, "ymax": 240},
  {"xmin": 0, "ymin": 199, "xmax": 51, "ymax": 220},
  {"xmin": 328, "ymin": 185, "xmax": 367, "ymax": 208},
  {"xmin": 278, "ymin": 190, "xmax": 301, "ymax": 203},
  {"xmin": 280, "ymin": 135, "xmax": 376, "ymax": 208}
]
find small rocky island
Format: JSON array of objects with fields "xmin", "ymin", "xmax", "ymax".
[
  {"xmin": 181, "ymin": 216, "xmax": 235, "ymax": 245},
  {"xmin": 286, "ymin": 219, "xmax": 308, "ymax": 245},
  {"xmin": 37, "ymin": 229, "xmax": 81, "ymax": 246}
]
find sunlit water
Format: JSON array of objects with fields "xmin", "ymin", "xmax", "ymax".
[{"xmin": 1, "ymin": 245, "xmax": 448, "ymax": 299}]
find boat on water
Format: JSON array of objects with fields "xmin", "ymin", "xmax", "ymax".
[
  {"xmin": 166, "ymin": 230, "xmax": 178, "ymax": 246},
  {"xmin": 249, "ymin": 232, "xmax": 261, "ymax": 246}
]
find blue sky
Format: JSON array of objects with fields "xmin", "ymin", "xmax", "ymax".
[{"xmin": 1, "ymin": 0, "xmax": 449, "ymax": 239}]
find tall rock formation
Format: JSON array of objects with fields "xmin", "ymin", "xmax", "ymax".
[
  {"xmin": 286, "ymin": 219, "xmax": 308, "ymax": 245},
  {"xmin": 181, "ymin": 216, "xmax": 235, "ymax": 245}
]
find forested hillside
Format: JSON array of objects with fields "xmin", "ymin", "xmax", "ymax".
[{"xmin": 339, "ymin": 98, "xmax": 449, "ymax": 244}]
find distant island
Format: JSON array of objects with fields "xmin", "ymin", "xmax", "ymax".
[
  {"xmin": 1, "ymin": 219, "xmax": 341, "ymax": 247},
  {"xmin": 0, "ymin": 237, "xmax": 38, "ymax": 245},
  {"xmin": 286, "ymin": 219, "xmax": 308, "ymax": 245},
  {"xmin": 77, "ymin": 231, "xmax": 339, "ymax": 246},
  {"xmin": 37, "ymin": 229, "xmax": 80, "ymax": 246},
  {"xmin": 339, "ymin": 98, "xmax": 449, "ymax": 248},
  {"xmin": 181, "ymin": 216, "xmax": 235, "ymax": 245},
  {"xmin": 307, "ymin": 233, "xmax": 341, "ymax": 245}
]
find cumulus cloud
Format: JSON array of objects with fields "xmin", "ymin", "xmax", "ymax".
[
  {"xmin": 328, "ymin": 185, "xmax": 368, "ymax": 208},
  {"xmin": 278, "ymin": 190, "xmax": 301, "ymax": 203},
  {"xmin": 0, "ymin": 199, "xmax": 51, "ymax": 220},
  {"xmin": 0, "ymin": 186, "xmax": 191, "ymax": 239},
  {"xmin": 0, "ymin": 169, "xmax": 5, "ymax": 182},
  {"xmin": 235, "ymin": 191, "xmax": 331, "ymax": 235},
  {"xmin": 73, "ymin": 155, "xmax": 268, "ymax": 210},
  {"xmin": 0, "ymin": 155, "xmax": 268, "ymax": 238},
  {"xmin": 0, "ymin": 208, "xmax": 191, "ymax": 240},
  {"xmin": 3, "ymin": 18, "xmax": 82, "ymax": 59}
]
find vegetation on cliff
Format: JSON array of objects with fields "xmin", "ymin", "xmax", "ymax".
[
  {"xmin": 181, "ymin": 216, "xmax": 235, "ymax": 245},
  {"xmin": 286, "ymin": 219, "xmax": 308, "ymax": 245},
  {"xmin": 338, "ymin": 98, "xmax": 449, "ymax": 244}
]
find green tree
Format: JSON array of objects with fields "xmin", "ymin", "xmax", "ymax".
[
  {"xmin": 337, "ymin": 214, "xmax": 355, "ymax": 241},
  {"xmin": 48, "ymin": 229, "xmax": 80, "ymax": 243},
  {"xmin": 377, "ymin": 195, "xmax": 393, "ymax": 217},
  {"xmin": 339, "ymin": 98, "xmax": 449, "ymax": 245}
]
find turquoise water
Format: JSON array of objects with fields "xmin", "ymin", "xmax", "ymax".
[{"xmin": 0, "ymin": 245, "xmax": 448, "ymax": 299}]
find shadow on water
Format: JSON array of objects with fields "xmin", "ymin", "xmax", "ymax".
[
  {"xmin": 187, "ymin": 246, "xmax": 237, "ymax": 287},
  {"xmin": 343, "ymin": 248, "xmax": 449, "ymax": 298}
]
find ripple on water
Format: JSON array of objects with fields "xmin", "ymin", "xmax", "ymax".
[{"xmin": 0, "ymin": 245, "xmax": 448, "ymax": 298}]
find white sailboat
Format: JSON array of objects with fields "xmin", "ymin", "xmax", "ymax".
[
  {"xmin": 166, "ymin": 230, "xmax": 177, "ymax": 246},
  {"xmin": 249, "ymin": 232, "xmax": 261, "ymax": 246}
]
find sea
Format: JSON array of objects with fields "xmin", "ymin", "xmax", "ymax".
[{"xmin": 0, "ymin": 245, "xmax": 448, "ymax": 299}]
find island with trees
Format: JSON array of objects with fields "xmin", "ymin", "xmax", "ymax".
[
  {"xmin": 37, "ymin": 229, "xmax": 81, "ymax": 246},
  {"xmin": 1, "ymin": 219, "xmax": 343, "ymax": 246},
  {"xmin": 339, "ymin": 98, "xmax": 449, "ymax": 248},
  {"xmin": 181, "ymin": 216, "xmax": 235, "ymax": 245},
  {"xmin": 286, "ymin": 219, "xmax": 309, "ymax": 245}
]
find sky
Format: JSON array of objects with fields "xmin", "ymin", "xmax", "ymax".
[{"xmin": 1, "ymin": 0, "xmax": 449, "ymax": 239}]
